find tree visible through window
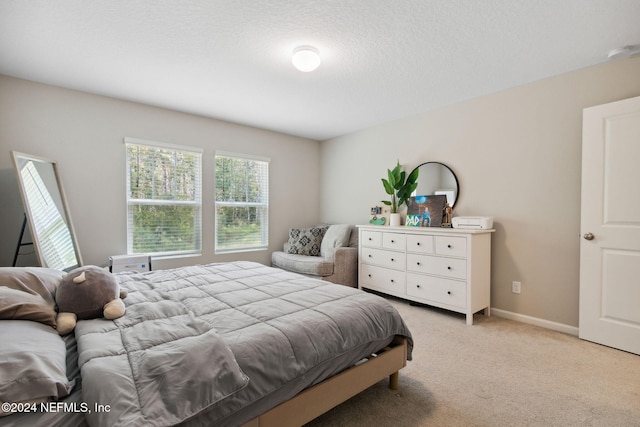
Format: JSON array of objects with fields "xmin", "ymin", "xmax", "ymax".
[
  {"xmin": 215, "ymin": 152, "xmax": 269, "ymax": 252},
  {"xmin": 125, "ymin": 138, "xmax": 202, "ymax": 256}
]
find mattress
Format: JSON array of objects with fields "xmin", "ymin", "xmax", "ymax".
[{"xmin": 0, "ymin": 261, "xmax": 412, "ymax": 427}]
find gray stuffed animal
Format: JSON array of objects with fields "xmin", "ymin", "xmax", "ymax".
[{"xmin": 55, "ymin": 265, "xmax": 127, "ymax": 335}]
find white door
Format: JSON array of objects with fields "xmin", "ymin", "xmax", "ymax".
[{"xmin": 579, "ymin": 95, "xmax": 640, "ymax": 355}]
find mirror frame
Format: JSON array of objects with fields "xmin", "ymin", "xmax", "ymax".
[
  {"xmin": 11, "ymin": 151, "xmax": 83, "ymax": 271},
  {"xmin": 410, "ymin": 161, "xmax": 460, "ymax": 208}
]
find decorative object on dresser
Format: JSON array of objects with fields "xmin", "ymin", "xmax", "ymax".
[
  {"xmin": 405, "ymin": 194, "xmax": 448, "ymax": 227},
  {"xmin": 409, "ymin": 161, "xmax": 460, "ymax": 208},
  {"xmin": 452, "ymin": 216, "xmax": 494, "ymax": 230},
  {"xmin": 443, "ymin": 203, "xmax": 453, "ymax": 226},
  {"xmin": 357, "ymin": 225, "xmax": 494, "ymax": 325},
  {"xmin": 381, "ymin": 160, "xmax": 419, "ymax": 227},
  {"xmin": 369, "ymin": 205, "xmax": 391, "ymax": 225}
]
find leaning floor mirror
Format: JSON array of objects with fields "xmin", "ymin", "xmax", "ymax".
[{"xmin": 11, "ymin": 151, "xmax": 82, "ymax": 272}]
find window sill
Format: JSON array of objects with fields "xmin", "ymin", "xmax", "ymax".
[
  {"xmin": 215, "ymin": 246, "xmax": 268, "ymax": 255},
  {"xmin": 142, "ymin": 251, "xmax": 202, "ymax": 261}
]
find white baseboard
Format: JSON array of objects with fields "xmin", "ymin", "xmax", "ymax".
[{"xmin": 491, "ymin": 308, "xmax": 579, "ymax": 336}]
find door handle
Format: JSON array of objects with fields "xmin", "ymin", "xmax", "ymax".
[{"xmin": 583, "ymin": 232, "xmax": 595, "ymax": 241}]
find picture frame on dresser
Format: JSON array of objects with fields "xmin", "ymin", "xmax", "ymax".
[
  {"xmin": 357, "ymin": 224, "xmax": 495, "ymax": 325},
  {"xmin": 405, "ymin": 195, "xmax": 447, "ymax": 227},
  {"xmin": 369, "ymin": 205, "xmax": 391, "ymax": 226}
]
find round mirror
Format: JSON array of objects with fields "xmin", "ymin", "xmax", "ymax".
[{"xmin": 410, "ymin": 162, "xmax": 459, "ymax": 208}]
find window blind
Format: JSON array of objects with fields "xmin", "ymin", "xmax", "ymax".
[
  {"xmin": 215, "ymin": 152, "xmax": 269, "ymax": 253},
  {"xmin": 125, "ymin": 138, "xmax": 202, "ymax": 256}
]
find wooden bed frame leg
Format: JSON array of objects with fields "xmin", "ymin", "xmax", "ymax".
[{"xmin": 389, "ymin": 371, "xmax": 399, "ymax": 390}]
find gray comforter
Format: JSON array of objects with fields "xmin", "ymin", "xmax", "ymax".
[{"xmin": 74, "ymin": 261, "xmax": 413, "ymax": 426}]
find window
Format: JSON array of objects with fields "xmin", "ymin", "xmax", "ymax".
[
  {"xmin": 215, "ymin": 152, "xmax": 269, "ymax": 253},
  {"xmin": 125, "ymin": 138, "xmax": 202, "ymax": 256}
]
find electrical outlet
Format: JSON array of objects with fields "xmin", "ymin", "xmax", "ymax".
[{"xmin": 512, "ymin": 281, "xmax": 521, "ymax": 294}]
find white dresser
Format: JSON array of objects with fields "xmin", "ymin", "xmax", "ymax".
[{"xmin": 357, "ymin": 225, "xmax": 494, "ymax": 325}]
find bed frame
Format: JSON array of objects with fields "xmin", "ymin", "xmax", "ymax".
[{"xmin": 241, "ymin": 336, "xmax": 408, "ymax": 427}]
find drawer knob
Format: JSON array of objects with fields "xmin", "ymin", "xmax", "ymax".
[
  {"xmin": 416, "ymin": 262, "xmax": 421, "ymax": 266},
  {"xmin": 390, "ymin": 279, "xmax": 395, "ymax": 283},
  {"xmin": 368, "ymin": 274, "xmax": 372, "ymax": 278},
  {"xmin": 447, "ymin": 244, "xmax": 452, "ymax": 248},
  {"xmin": 391, "ymin": 258, "xmax": 395, "ymax": 262},
  {"xmin": 391, "ymin": 240, "xmax": 395, "ymax": 243},
  {"xmin": 368, "ymin": 237, "xmax": 372, "ymax": 241},
  {"xmin": 368, "ymin": 254, "xmax": 372, "ymax": 258},
  {"xmin": 447, "ymin": 266, "xmax": 452, "ymax": 270},
  {"xmin": 417, "ymin": 285, "xmax": 421, "ymax": 288},
  {"xmin": 447, "ymin": 291, "xmax": 452, "ymax": 295},
  {"xmin": 417, "ymin": 242, "xmax": 421, "ymax": 246}
]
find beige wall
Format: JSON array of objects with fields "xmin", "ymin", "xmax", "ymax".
[
  {"xmin": 320, "ymin": 57, "xmax": 640, "ymax": 328},
  {"xmin": 0, "ymin": 75, "xmax": 322, "ymax": 270}
]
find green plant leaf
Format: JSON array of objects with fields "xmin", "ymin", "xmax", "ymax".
[
  {"xmin": 398, "ymin": 171, "xmax": 406, "ymax": 189},
  {"xmin": 381, "ymin": 160, "xmax": 416, "ymax": 212},
  {"xmin": 392, "ymin": 163, "xmax": 402, "ymax": 185},
  {"xmin": 382, "ymin": 178, "xmax": 394, "ymax": 195},
  {"xmin": 407, "ymin": 167, "xmax": 419, "ymax": 183},
  {"xmin": 387, "ymin": 169, "xmax": 396, "ymax": 187}
]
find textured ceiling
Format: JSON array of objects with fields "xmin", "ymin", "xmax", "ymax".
[{"xmin": 1, "ymin": 1, "xmax": 639, "ymax": 141}]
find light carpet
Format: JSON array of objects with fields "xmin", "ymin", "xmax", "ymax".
[{"xmin": 306, "ymin": 297, "xmax": 640, "ymax": 427}]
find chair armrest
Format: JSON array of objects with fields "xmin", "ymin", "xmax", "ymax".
[{"xmin": 331, "ymin": 247, "xmax": 358, "ymax": 287}]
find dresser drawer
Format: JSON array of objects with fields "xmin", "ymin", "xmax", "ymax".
[
  {"xmin": 406, "ymin": 234, "xmax": 434, "ymax": 254},
  {"xmin": 406, "ymin": 253, "xmax": 467, "ymax": 280},
  {"xmin": 362, "ymin": 247, "xmax": 406, "ymax": 270},
  {"xmin": 361, "ymin": 230, "xmax": 382, "ymax": 247},
  {"xmin": 435, "ymin": 236, "xmax": 467, "ymax": 257},
  {"xmin": 357, "ymin": 225, "xmax": 493, "ymax": 326},
  {"xmin": 361, "ymin": 264, "xmax": 406, "ymax": 294},
  {"xmin": 382, "ymin": 233, "xmax": 406, "ymax": 250},
  {"xmin": 406, "ymin": 273, "xmax": 467, "ymax": 308}
]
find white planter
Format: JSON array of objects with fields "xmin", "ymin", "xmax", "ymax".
[{"xmin": 389, "ymin": 213, "xmax": 401, "ymax": 227}]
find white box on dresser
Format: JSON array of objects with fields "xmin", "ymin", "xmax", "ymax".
[{"xmin": 357, "ymin": 225, "xmax": 494, "ymax": 325}]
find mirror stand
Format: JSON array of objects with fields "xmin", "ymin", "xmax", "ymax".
[{"xmin": 12, "ymin": 213, "xmax": 34, "ymax": 267}]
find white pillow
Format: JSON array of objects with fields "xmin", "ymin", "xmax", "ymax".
[
  {"xmin": 320, "ymin": 225, "xmax": 352, "ymax": 260},
  {"xmin": 0, "ymin": 320, "xmax": 74, "ymax": 411}
]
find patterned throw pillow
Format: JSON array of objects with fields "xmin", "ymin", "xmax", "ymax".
[{"xmin": 286, "ymin": 226, "xmax": 329, "ymax": 256}]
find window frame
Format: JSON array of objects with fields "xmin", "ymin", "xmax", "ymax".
[
  {"xmin": 214, "ymin": 151, "xmax": 270, "ymax": 254},
  {"xmin": 124, "ymin": 137, "xmax": 203, "ymax": 258}
]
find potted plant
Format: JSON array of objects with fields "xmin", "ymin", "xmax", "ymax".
[{"xmin": 381, "ymin": 160, "xmax": 419, "ymax": 226}]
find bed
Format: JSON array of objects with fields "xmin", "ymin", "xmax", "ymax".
[{"xmin": 0, "ymin": 261, "xmax": 413, "ymax": 427}]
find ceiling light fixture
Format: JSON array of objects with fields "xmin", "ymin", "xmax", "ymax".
[
  {"xmin": 607, "ymin": 44, "xmax": 640, "ymax": 60},
  {"xmin": 292, "ymin": 46, "xmax": 321, "ymax": 72}
]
